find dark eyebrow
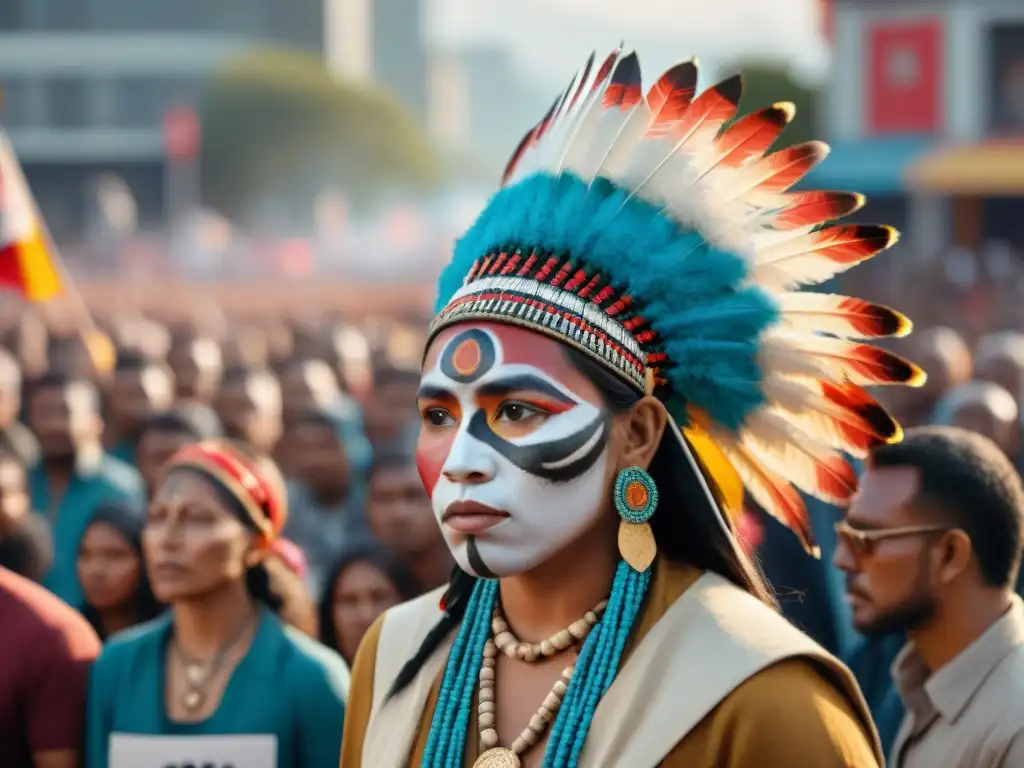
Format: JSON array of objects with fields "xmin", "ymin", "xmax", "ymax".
[
  {"xmin": 416, "ymin": 385, "xmax": 454, "ymax": 401},
  {"xmin": 476, "ymin": 374, "xmax": 576, "ymax": 405}
]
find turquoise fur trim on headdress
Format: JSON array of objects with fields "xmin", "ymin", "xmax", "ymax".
[{"xmin": 436, "ymin": 172, "xmax": 779, "ymax": 431}]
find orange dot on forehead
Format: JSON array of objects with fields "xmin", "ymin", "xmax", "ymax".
[
  {"xmin": 451, "ymin": 338, "xmax": 482, "ymax": 376},
  {"xmin": 626, "ymin": 482, "xmax": 648, "ymax": 509}
]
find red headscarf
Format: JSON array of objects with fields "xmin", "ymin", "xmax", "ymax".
[{"xmin": 166, "ymin": 440, "xmax": 287, "ymax": 548}]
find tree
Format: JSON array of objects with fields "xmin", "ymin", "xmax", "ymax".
[
  {"xmin": 198, "ymin": 48, "xmax": 441, "ymax": 224},
  {"xmin": 725, "ymin": 61, "xmax": 821, "ymax": 149}
]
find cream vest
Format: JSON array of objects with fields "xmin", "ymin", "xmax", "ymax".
[{"xmin": 360, "ymin": 572, "xmax": 883, "ymax": 767}]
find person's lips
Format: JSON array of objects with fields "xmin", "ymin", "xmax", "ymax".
[
  {"xmin": 442, "ymin": 500, "xmax": 510, "ymax": 535},
  {"xmin": 151, "ymin": 561, "xmax": 190, "ymax": 580}
]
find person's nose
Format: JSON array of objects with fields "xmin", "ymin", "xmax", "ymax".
[
  {"xmin": 441, "ymin": 430, "xmax": 496, "ymax": 485},
  {"xmin": 832, "ymin": 535, "xmax": 856, "ymax": 574}
]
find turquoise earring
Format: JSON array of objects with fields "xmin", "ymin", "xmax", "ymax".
[{"xmin": 614, "ymin": 466, "xmax": 658, "ymax": 572}]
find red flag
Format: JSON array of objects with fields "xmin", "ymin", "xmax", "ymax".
[
  {"xmin": 867, "ymin": 19, "xmax": 943, "ymax": 134},
  {"xmin": 0, "ymin": 131, "xmax": 63, "ymax": 301}
]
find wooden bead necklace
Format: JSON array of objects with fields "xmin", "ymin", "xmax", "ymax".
[{"xmin": 474, "ymin": 599, "xmax": 607, "ymax": 768}]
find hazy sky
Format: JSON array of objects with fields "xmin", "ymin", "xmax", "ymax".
[{"xmin": 427, "ymin": 0, "xmax": 829, "ymax": 86}]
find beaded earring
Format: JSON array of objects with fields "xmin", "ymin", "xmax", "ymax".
[{"xmin": 614, "ymin": 466, "xmax": 658, "ymax": 572}]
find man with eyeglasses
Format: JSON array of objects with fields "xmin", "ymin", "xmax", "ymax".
[{"xmin": 834, "ymin": 426, "xmax": 1024, "ymax": 767}]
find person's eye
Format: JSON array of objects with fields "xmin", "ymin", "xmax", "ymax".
[
  {"xmin": 496, "ymin": 401, "xmax": 547, "ymax": 424},
  {"xmin": 424, "ymin": 408, "xmax": 455, "ymax": 427}
]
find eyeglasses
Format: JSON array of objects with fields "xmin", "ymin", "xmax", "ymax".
[{"xmin": 834, "ymin": 520, "xmax": 951, "ymax": 559}]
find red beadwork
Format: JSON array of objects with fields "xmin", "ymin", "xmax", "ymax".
[
  {"xmin": 517, "ymin": 254, "xmax": 537, "ymax": 276},
  {"xmin": 550, "ymin": 261, "xmax": 573, "ymax": 287}
]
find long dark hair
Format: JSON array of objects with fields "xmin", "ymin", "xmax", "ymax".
[
  {"xmin": 388, "ymin": 345, "xmax": 774, "ymax": 698},
  {"xmin": 318, "ymin": 541, "xmax": 420, "ymax": 656},
  {"xmin": 79, "ymin": 501, "xmax": 165, "ymax": 639}
]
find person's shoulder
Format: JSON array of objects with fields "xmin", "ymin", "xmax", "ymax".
[
  {"xmin": 98, "ymin": 614, "xmax": 170, "ymax": 667},
  {"xmin": 973, "ymin": 644, "xmax": 1024, "ymax": 723},
  {"xmin": 0, "ymin": 567, "xmax": 100, "ymax": 650},
  {"xmin": 718, "ymin": 657, "xmax": 878, "ymax": 756},
  {"xmin": 276, "ymin": 620, "xmax": 350, "ymax": 700},
  {"xmin": 97, "ymin": 453, "xmax": 145, "ymax": 496}
]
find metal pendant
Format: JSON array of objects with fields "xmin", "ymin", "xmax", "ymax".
[
  {"xmin": 185, "ymin": 664, "xmax": 207, "ymax": 686},
  {"xmin": 618, "ymin": 520, "xmax": 656, "ymax": 572},
  {"xmin": 473, "ymin": 747, "xmax": 522, "ymax": 768},
  {"xmin": 183, "ymin": 689, "xmax": 204, "ymax": 711}
]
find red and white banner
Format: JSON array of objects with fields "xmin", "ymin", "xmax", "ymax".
[{"xmin": 867, "ymin": 18, "xmax": 943, "ymax": 134}]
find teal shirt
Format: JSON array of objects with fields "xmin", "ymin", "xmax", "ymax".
[
  {"xmin": 85, "ymin": 609, "xmax": 348, "ymax": 768},
  {"xmin": 30, "ymin": 453, "xmax": 145, "ymax": 607},
  {"xmin": 108, "ymin": 439, "xmax": 137, "ymax": 467}
]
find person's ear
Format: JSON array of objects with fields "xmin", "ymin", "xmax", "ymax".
[
  {"xmin": 935, "ymin": 528, "xmax": 973, "ymax": 585},
  {"xmin": 617, "ymin": 396, "xmax": 668, "ymax": 471}
]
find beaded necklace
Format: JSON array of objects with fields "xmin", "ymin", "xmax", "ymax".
[{"xmin": 421, "ymin": 561, "xmax": 651, "ymax": 768}]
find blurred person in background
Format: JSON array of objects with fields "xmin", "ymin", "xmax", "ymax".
[
  {"xmin": 835, "ymin": 427, "xmax": 1024, "ymax": 765},
  {"xmin": 104, "ymin": 353, "xmax": 175, "ymax": 465},
  {"xmin": 26, "ymin": 372, "xmax": 144, "ymax": 607},
  {"xmin": 365, "ymin": 451, "xmax": 451, "ymax": 593},
  {"xmin": 136, "ymin": 404, "xmax": 223, "ymax": 499},
  {"xmin": 362, "ymin": 362, "xmax": 420, "ymax": 452},
  {"xmin": 221, "ymin": 324, "xmax": 270, "ymax": 370},
  {"xmin": 215, "ymin": 366, "xmax": 283, "ymax": 456},
  {"xmin": 77, "ymin": 500, "xmax": 164, "ymax": 641},
  {"xmin": 86, "ymin": 440, "xmax": 346, "ymax": 768},
  {"xmin": 167, "ymin": 332, "xmax": 222, "ymax": 404},
  {"xmin": 886, "ymin": 327, "xmax": 973, "ymax": 429},
  {"xmin": 0, "ymin": 347, "xmax": 39, "ymax": 461},
  {"xmin": 0, "ymin": 445, "xmax": 51, "ymax": 581},
  {"xmin": 281, "ymin": 408, "xmax": 366, "ymax": 595},
  {"xmin": 0, "ymin": 565, "xmax": 101, "ymax": 768},
  {"xmin": 931, "ymin": 381, "xmax": 1019, "ymax": 457},
  {"xmin": 318, "ymin": 542, "xmax": 417, "ymax": 665},
  {"xmin": 974, "ymin": 331, "xmax": 1024, "ymax": 404}
]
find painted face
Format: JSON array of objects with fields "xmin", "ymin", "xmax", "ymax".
[{"xmin": 417, "ymin": 323, "xmax": 611, "ymax": 578}]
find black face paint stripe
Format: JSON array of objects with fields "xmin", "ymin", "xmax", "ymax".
[
  {"xmin": 440, "ymin": 328, "xmax": 496, "ymax": 383},
  {"xmin": 467, "ymin": 536, "xmax": 497, "ymax": 578},
  {"xmin": 466, "ymin": 409, "xmax": 609, "ymax": 483},
  {"xmin": 475, "ymin": 374, "xmax": 577, "ymax": 406},
  {"xmin": 416, "ymin": 384, "xmax": 452, "ymax": 402}
]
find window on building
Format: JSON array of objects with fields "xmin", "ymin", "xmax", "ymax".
[
  {"xmin": 113, "ymin": 77, "xmax": 198, "ymax": 129},
  {"xmin": 0, "ymin": 78, "xmax": 33, "ymax": 128},
  {"xmin": 990, "ymin": 24, "xmax": 1024, "ymax": 136},
  {"xmin": 46, "ymin": 78, "xmax": 88, "ymax": 128},
  {"xmin": 86, "ymin": 0, "xmax": 202, "ymax": 31},
  {"xmin": 38, "ymin": 0, "xmax": 89, "ymax": 30}
]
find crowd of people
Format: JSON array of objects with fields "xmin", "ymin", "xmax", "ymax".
[{"xmin": 0, "ymin": 298, "xmax": 454, "ymax": 768}]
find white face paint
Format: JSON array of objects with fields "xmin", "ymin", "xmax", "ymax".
[{"xmin": 416, "ymin": 324, "xmax": 612, "ymax": 578}]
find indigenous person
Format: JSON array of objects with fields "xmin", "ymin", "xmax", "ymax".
[
  {"xmin": 85, "ymin": 440, "xmax": 348, "ymax": 768},
  {"xmin": 835, "ymin": 427, "xmax": 1024, "ymax": 766},
  {"xmin": 341, "ymin": 48, "xmax": 923, "ymax": 767},
  {"xmin": 77, "ymin": 500, "xmax": 164, "ymax": 641}
]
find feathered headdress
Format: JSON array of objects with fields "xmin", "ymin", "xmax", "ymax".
[{"xmin": 429, "ymin": 49, "xmax": 924, "ymax": 554}]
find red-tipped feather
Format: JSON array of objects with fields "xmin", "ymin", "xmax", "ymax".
[
  {"xmin": 645, "ymin": 60, "xmax": 698, "ymax": 139},
  {"xmin": 592, "ymin": 47, "xmax": 621, "ymax": 91},
  {"xmin": 719, "ymin": 438, "xmax": 818, "ymax": 556},
  {"xmin": 769, "ymin": 191, "xmax": 865, "ymax": 230},
  {"xmin": 501, "ymin": 125, "xmax": 537, "ymax": 186},
  {"xmin": 563, "ymin": 51, "xmax": 595, "ymax": 113},
  {"xmin": 822, "ymin": 381, "xmax": 903, "ymax": 444},
  {"xmin": 754, "ymin": 224, "xmax": 899, "ymax": 289},
  {"xmin": 777, "ymin": 292, "xmax": 912, "ymax": 339},
  {"xmin": 791, "ymin": 337, "xmax": 926, "ymax": 387},
  {"xmin": 668, "ymin": 73, "xmax": 743, "ymax": 145},
  {"xmin": 602, "ymin": 52, "xmax": 643, "ymax": 110},
  {"xmin": 733, "ymin": 141, "xmax": 830, "ymax": 197},
  {"xmin": 714, "ymin": 102, "xmax": 795, "ymax": 167}
]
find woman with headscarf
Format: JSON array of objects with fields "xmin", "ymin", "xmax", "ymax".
[
  {"xmin": 77, "ymin": 500, "xmax": 164, "ymax": 640},
  {"xmin": 85, "ymin": 439, "xmax": 348, "ymax": 768},
  {"xmin": 319, "ymin": 542, "xmax": 419, "ymax": 664}
]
